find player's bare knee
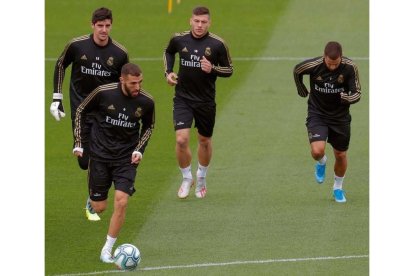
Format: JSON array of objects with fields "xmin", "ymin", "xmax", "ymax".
[
  {"xmin": 198, "ymin": 134, "xmax": 211, "ymax": 146},
  {"xmin": 176, "ymin": 136, "xmax": 189, "ymax": 149},
  {"xmin": 92, "ymin": 202, "xmax": 107, "ymax": 213},
  {"xmin": 334, "ymin": 151, "xmax": 347, "ymax": 161},
  {"xmin": 311, "ymin": 150, "xmax": 324, "ymax": 160},
  {"xmin": 94, "ymin": 206, "xmax": 106, "ymax": 213},
  {"xmin": 114, "ymin": 195, "xmax": 129, "ymax": 210},
  {"xmin": 198, "ymin": 139, "xmax": 211, "ymax": 150}
]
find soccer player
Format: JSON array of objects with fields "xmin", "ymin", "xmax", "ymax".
[
  {"xmin": 50, "ymin": 7, "xmax": 129, "ymax": 220},
  {"xmin": 73, "ymin": 63, "xmax": 155, "ymax": 263},
  {"xmin": 293, "ymin": 41, "xmax": 361, "ymax": 203},
  {"xmin": 163, "ymin": 6, "xmax": 233, "ymax": 199}
]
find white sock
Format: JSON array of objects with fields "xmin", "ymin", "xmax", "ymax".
[
  {"xmin": 333, "ymin": 175, "xmax": 344, "ymax": 190},
  {"xmin": 180, "ymin": 165, "xmax": 192, "ymax": 180},
  {"xmin": 197, "ymin": 163, "xmax": 209, "ymax": 178},
  {"xmin": 317, "ymin": 155, "xmax": 327, "ymax": 165},
  {"xmin": 104, "ymin": 235, "xmax": 117, "ymax": 252}
]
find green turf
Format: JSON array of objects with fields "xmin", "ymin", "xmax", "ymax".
[{"xmin": 45, "ymin": 0, "xmax": 368, "ymax": 275}]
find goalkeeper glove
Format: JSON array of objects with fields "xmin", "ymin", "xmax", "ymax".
[{"xmin": 50, "ymin": 93, "xmax": 66, "ymax": 121}]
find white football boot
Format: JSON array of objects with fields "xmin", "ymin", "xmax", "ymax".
[
  {"xmin": 100, "ymin": 247, "xmax": 114, "ymax": 263},
  {"xmin": 195, "ymin": 177, "xmax": 207, "ymax": 198},
  {"xmin": 177, "ymin": 178, "xmax": 194, "ymax": 199}
]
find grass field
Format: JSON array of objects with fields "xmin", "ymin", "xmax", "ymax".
[{"xmin": 45, "ymin": 0, "xmax": 369, "ymax": 275}]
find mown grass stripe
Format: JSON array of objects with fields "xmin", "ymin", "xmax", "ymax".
[{"xmin": 52, "ymin": 254, "xmax": 369, "ymax": 275}]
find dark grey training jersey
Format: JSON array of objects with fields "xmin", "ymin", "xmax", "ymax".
[
  {"xmin": 74, "ymin": 83, "xmax": 155, "ymax": 162},
  {"xmin": 163, "ymin": 31, "xmax": 233, "ymax": 102},
  {"xmin": 293, "ymin": 56, "xmax": 361, "ymax": 123},
  {"xmin": 53, "ymin": 34, "xmax": 129, "ymax": 118}
]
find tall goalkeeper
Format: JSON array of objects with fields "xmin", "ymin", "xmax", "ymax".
[{"xmin": 49, "ymin": 7, "xmax": 129, "ymax": 220}]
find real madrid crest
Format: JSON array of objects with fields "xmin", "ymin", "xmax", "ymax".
[
  {"xmin": 135, "ymin": 107, "xmax": 142, "ymax": 117},
  {"xmin": 204, "ymin": 47, "xmax": 211, "ymax": 57},
  {"xmin": 337, "ymin": 74, "xmax": 344, "ymax": 84},
  {"xmin": 107, "ymin": 57, "xmax": 114, "ymax": 66}
]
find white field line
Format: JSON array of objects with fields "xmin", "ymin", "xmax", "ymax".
[
  {"xmin": 44, "ymin": 56, "xmax": 369, "ymax": 62},
  {"xmin": 52, "ymin": 254, "xmax": 369, "ymax": 276}
]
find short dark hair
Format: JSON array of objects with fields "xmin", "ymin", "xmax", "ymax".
[
  {"xmin": 92, "ymin": 7, "xmax": 112, "ymax": 24},
  {"xmin": 324, "ymin": 41, "xmax": 342, "ymax": 59},
  {"xmin": 121, "ymin": 63, "xmax": 142, "ymax": 77},
  {"xmin": 192, "ymin": 6, "xmax": 210, "ymax": 16}
]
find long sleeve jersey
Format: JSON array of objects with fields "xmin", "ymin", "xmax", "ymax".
[
  {"xmin": 293, "ymin": 56, "xmax": 361, "ymax": 122},
  {"xmin": 53, "ymin": 34, "xmax": 129, "ymax": 118},
  {"xmin": 74, "ymin": 83, "xmax": 155, "ymax": 162},
  {"xmin": 163, "ymin": 31, "xmax": 233, "ymax": 102}
]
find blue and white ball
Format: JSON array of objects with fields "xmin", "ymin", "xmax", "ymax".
[{"xmin": 113, "ymin": 243, "xmax": 141, "ymax": 270}]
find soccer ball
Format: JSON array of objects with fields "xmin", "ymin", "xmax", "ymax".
[{"xmin": 113, "ymin": 243, "xmax": 141, "ymax": 270}]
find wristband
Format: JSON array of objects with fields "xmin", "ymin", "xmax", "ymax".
[
  {"xmin": 133, "ymin": 151, "xmax": 143, "ymax": 159},
  {"xmin": 53, "ymin": 93, "xmax": 63, "ymax": 100},
  {"xmin": 73, "ymin": 147, "xmax": 84, "ymax": 154}
]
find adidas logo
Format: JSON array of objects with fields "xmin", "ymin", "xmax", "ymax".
[
  {"xmin": 181, "ymin": 47, "xmax": 188, "ymax": 52},
  {"xmin": 316, "ymin": 76, "xmax": 323, "ymax": 81},
  {"xmin": 107, "ymin": 104, "xmax": 115, "ymax": 110},
  {"xmin": 81, "ymin": 55, "xmax": 87, "ymax": 60}
]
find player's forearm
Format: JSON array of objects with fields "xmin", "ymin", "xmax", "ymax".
[
  {"xmin": 73, "ymin": 90, "xmax": 98, "ymax": 147},
  {"xmin": 212, "ymin": 65, "xmax": 233, "ymax": 77},
  {"xmin": 53, "ymin": 62, "xmax": 66, "ymax": 94},
  {"xmin": 341, "ymin": 91, "xmax": 361, "ymax": 104},
  {"xmin": 293, "ymin": 74, "xmax": 309, "ymax": 97},
  {"xmin": 73, "ymin": 108, "xmax": 86, "ymax": 149},
  {"xmin": 342, "ymin": 72, "xmax": 362, "ymax": 104},
  {"xmin": 163, "ymin": 51, "xmax": 175, "ymax": 74},
  {"xmin": 135, "ymin": 127, "xmax": 153, "ymax": 155}
]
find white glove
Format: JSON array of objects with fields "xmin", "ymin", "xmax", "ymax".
[
  {"xmin": 50, "ymin": 93, "xmax": 65, "ymax": 121},
  {"xmin": 73, "ymin": 147, "xmax": 84, "ymax": 154},
  {"xmin": 131, "ymin": 151, "xmax": 143, "ymax": 164},
  {"xmin": 132, "ymin": 151, "xmax": 143, "ymax": 159},
  {"xmin": 73, "ymin": 147, "xmax": 83, "ymax": 157}
]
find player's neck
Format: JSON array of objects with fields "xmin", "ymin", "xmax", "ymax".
[
  {"xmin": 191, "ymin": 30, "xmax": 208, "ymax": 39},
  {"xmin": 93, "ymin": 35, "xmax": 109, "ymax": 47}
]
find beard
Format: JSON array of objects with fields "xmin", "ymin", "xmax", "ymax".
[{"xmin": 122, "ymin": 84, "xmax": 139, "ymax": 97}]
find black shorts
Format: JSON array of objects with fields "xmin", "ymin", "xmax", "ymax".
[
  {"xmin": 306, "ymin": 115, "xmax": 351, "ymax": 151},
  {"xmin": 173, "ymin": 96, "xmax": 216, "ymax": 137},
  {"xmin": 87, "ymin": 159, "xmax": 137, "ymax": 201}
]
